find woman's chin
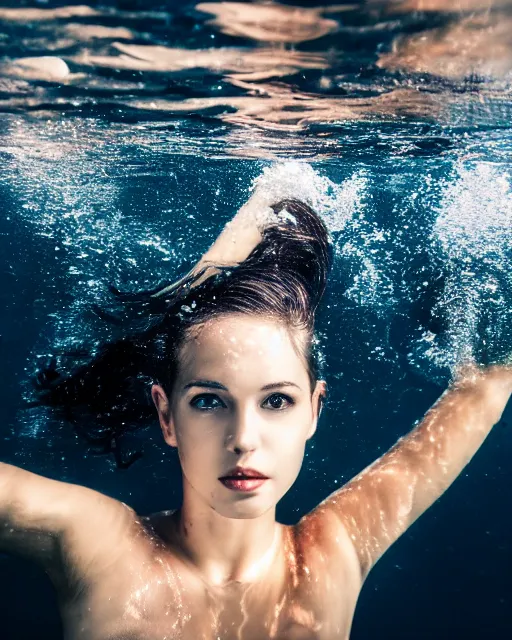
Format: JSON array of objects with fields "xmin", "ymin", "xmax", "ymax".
[{"xmin": 213, "ymin": 498, "xmax": 275, "ymax": 520}]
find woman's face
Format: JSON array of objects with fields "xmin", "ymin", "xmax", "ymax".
[{"xmin": 152, "ymin": 314, "xmax": 325, "ymax": 519}]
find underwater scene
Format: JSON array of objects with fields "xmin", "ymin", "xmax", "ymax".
[{"xmin": 0, "ymin": 1, "xmax": 511, "ymax": 639}]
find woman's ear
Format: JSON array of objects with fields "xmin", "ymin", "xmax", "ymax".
[
  {"xmin": 151, "ymin": 384, "xmax": 178, "ymax": 448},
  {"xmin": 316, "ymin": 379, "xmax": 327, "ymax": 418},
  {"xmin": 307, "ymin": 379, "xmax": 327, "ymax": 439}
]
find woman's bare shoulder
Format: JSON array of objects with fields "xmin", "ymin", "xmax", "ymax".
[
  {"xmin": 56, "ymin": 486, "xmax": 144, "ymax": 585},
  {"xmin": 292, "ymin": 510, "xmax": 363, "ymax": 588}
]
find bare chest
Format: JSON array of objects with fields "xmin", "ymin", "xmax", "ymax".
[{"xmin": 60, "ymin": 537, "xmax": 359, "ymax": 640}]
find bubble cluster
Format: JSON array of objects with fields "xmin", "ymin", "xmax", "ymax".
[{"xmin": 410, "ymin": 162, "xmax": 512, "ymax": 377}]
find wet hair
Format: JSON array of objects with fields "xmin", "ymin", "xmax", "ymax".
[{"xmin": 33, "ymin": 199, "xmax": 332, "ymax": 467}]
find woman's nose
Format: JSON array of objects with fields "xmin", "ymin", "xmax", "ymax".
[{"xmin": 225, "ymin": 407, "xmax": 260, "ymax": 454}]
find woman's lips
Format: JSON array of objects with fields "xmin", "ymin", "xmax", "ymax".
[{"xmin": 219, "ymin": 478, "xmax": 268, "ymax": 492}]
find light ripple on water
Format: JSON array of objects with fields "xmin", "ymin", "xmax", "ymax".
[{"xmin": 0, "ymin": 0, "xmax": 511, "ymax": 157}]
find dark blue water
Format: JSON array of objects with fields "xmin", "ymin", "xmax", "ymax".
[{"xmin": 1, "ymin": 1, "xmax": 511, "ymax": 638}]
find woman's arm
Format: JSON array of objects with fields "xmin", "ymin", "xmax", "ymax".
[
  {"xmin": 195, "ymin": 184, "xmax": 275, "ymax": 269},
  {"xmin": 301, "ymin": 365, "xmax": 512, "ymax": 580},
  {"xmin": 0, "ymin": 461, "xmax": 74, "ymax": 589},
  {"xmin": 152, "ymin": 181, "xmax": 278, "ymax": 298},
  {"xmin": 0, "ymin": 461, "xmax": 135, "ymax": 595}
]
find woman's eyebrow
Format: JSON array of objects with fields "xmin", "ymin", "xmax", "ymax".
[
  {"xmin": 183, "ymin": 380, "xmax": 227, "ymax": 391},
  {"xmin": 182, "ymin": 380, "xmax": 301, "ymax": 391},
  {"xmin": 261, "ymin": 381, "xmax": 301, "ymax": 391}
]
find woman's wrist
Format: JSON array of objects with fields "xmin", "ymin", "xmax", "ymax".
[{"xmin": 451, "ymin": 364, "xmax": 512, "ymax": 423}]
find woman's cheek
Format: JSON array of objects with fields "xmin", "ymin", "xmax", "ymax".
[
  {"xmin": 274, "ymin": 430, "xmax": 307, "ymax": 480},
  {"xmin": 177, "ymin": 419, "xmax": 220, "ymax": 467}
]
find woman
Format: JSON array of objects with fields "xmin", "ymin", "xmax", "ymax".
[{"xmin": 1, "ymin": 182, "xmax": 511, "ymax": 640}]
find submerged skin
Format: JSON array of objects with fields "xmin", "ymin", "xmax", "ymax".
[
  {"xmin": 151, "ymin": 315, "xmax": 325, "ymax": 585},
  {"xmin": 1, "ymin": 314, "xmax": 511, "ymax": 639}
]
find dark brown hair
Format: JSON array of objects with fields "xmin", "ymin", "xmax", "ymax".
[{"xmin": 33, "ymin": 199, "xmax": 332, "ymax": 467}]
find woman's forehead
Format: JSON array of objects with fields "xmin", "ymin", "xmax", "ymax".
[{"xmin": 177, "ymin": 315, "xmax": 308, "ymax": 379}]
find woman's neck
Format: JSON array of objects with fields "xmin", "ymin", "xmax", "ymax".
[{"xmin": 172, "ymin": 482, "xmax": 282, "ymax": 588}]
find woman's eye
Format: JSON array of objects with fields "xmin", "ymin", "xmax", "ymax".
[
  {"xmin": 263, "ymin": 393, "xmax": 295, "ymax": 411},
  {"xmin": 190, "ymin": 394, "xmax": 225, "ymax": 411}
]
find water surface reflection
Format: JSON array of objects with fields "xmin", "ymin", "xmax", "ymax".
[{"xmin": 0, "ymin": 0, "xmax": 510, "ymax": 158}]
